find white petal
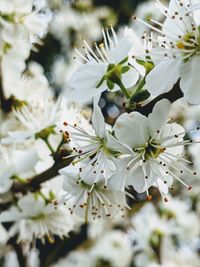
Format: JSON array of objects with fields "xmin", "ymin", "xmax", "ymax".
[
  {"xmin": 15, "ymin": 149, "xmax": 38, "ymax": 174},
  {"xmin": 108, "ymin": 157, "xmax": 131, "ymax": 190},
  {"xmin": 69, "ymin": 62, "xmax": 107, "ymax": 91},
  {"xmin": 162, "ymin": 123, "xmax": 184, "ymax": 156},
  {"xmin": 127, "ymin": 162, "xmax": 155, "ymax": 193},
  {"xmin": 1, "ymin": 131, "xmax": 34, "ymax": 144},
  {"xmin": 0, "ymin": 164, "xmax": 15, "ymax": 193},
  {"xmin": 18, "ymin": 194, "xmax": 45, "ymax": 217},
  {"xmin": 106, "ymin": 132, "xmax": 132, "ymax": 154},
  {"xmin": 180, "ymin": 56, "xmax": 200, "ymax": 104},
  {"xmin": 66, "ymin": 62, "xmax": 107, "ymax": 101},
  {"xmin": 114, "ymin": 112, "xmax": 148, "ymax": 148},
  {"xmin": 146, "ymin": 59, "xmax": 181, "ymax": 96},
  {"xmin": 127, "ymin": 167, "xmax": 145, "ymax": 193},
  {"xmin": 0, "ymin": 207, "xmax": 22, "ymax": 222},
  {"xmin": 122, "ymin": 67, "xmax": 139, "ymax": 89},
  {"xmin": 109, "ymin": 35, "xmax": 133, "ymax": 64},
  {"xmin": 148, "ymin": 99, "xmax": 171, "ymax": 136},
  {"xmin": 92, "ymin": 96, "xmax": 105, "ymax": 138}
]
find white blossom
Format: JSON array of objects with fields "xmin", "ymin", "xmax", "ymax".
[
  {"xmin": 59, "ymin": 165, "xmax": 127, "ymax": 221},
  {"xmin": 67, "ymin": 27, "xmax": 139, "ymax": 101},
  {"xmin": 62, "ymin": 97, "xmax": 123, "ymax": 182},
  {"xmin": 0, "ymin": 193, "xmax": 73, "ymax": 242},
  {"xmin": 139, "ymin": 0, "xmax": 200, "ymax": 104},
  {"xmin": 112, "ymin": 99, "xmax": 196, "ymax": 199},
  {"xmin": 0, "ymin": 145, "xmax": 38, "ymax": 193}
]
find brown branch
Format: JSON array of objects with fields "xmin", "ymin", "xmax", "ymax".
[
  {"xmin": 133, "ymin": 80, "xmax": 183, "ymax": 116},
  {"xmin": 12, "ymin": 157, "xmax": 74, "ymax": 193},
  {"xmin": 8, "ymin": 237, "xmax": 28, "ymax": 267},
  {"xmin": 0, "ymin": 68, "xmax": 14, "ymax": 112}
]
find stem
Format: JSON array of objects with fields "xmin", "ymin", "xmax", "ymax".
[
  {"xmin": 116, "ymin": 79, "xmax": 131, "ymax": 99},
  {"xmin": 135, "ymin": 77, "xmax": 146, "ymax": 93},
  {"xmin": 8, "ymin": 237, "xmax": 28, "ymax": 267},
  {"xmin": 0, "ymin": 65, "xmax": 6, "ymax": 110},
  {"xmin": 12, "ymin": 156, "xmax": 75, "ymax": 193},
  {"xmin": 42, "ymin": 138, "xmax": 55, "ymax": 154}
]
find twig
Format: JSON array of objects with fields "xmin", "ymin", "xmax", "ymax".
[
  {"xmin": 133, "ymin": 81, "xmax": 183, "ymax": 116},
  {"xmin": 38, "ymin": 224, "xmax": 88, "ymax": 267},
  {"xmin": 12, "ymin": 157, "xmax": 74, "ymax": 193},
  {"xmin": 0, "ymin": 68, "xmax": 14, "ymax": 113},
  {"xmin": 8, "ymin": 237, "xmax": 28, "ymax": 267}
]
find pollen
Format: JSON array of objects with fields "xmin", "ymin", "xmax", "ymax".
[{"xmin": 176, "ymin": 42, "xmax": 185, "ymax": 49}]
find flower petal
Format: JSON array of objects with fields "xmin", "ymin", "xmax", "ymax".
[
  {"xmin": 146, "ymin": 59, "xmax": 181, "ymax": 96},
  {"xmin": 67, "ymin": 62, "xmax": 107, "ymax": 101},
  {"xmin": 148, "ymin": 99, "xmax": 171, "ymax": 136},
  {"xmin": 180, "ymin": 56, "xmax": 200, "ymax": 104},
  {"xmin": 92, "ymin": 96, "xmax": 105, "ymax": 138},
  {"xmin": 114, "ymin": 112, "xmax": 148, "ymax": 148}
]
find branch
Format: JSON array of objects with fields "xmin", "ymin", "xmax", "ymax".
[
  {"xmin": 12, "ymin": 157, "xmax": 74, "ymax": 193},
  {"xmin": 0, "ymin": 68, "xmax": 14, "ymax": 113},
  {"xmin": 8, "ymin": 237, "xmax": 28, "ymax": 267},
  {"xmin": 133, "ymin": 81, "xmax": 183, "ymax": 116},
  {"xmin": 0, "ymin": 69, "xmax": 6, "ymax": 110},
  {"xmin": 38, "ymin": 224, "xmax": 88, "ymax": 267}
]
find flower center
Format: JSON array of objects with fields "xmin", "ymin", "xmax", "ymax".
[
  {"xmin": 134, "ymin": 139, "xmax": 165, "ymax": 160},
  {"xmin": 176, "ymin": 29, "xmax": 200, "ymax": 60},
  {"xmin": 144, "ymin": 142, "xmax": 164, "ymax": 159}
]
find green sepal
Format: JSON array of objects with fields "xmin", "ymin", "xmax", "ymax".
[
  {"xmin": 121, "ymin": 65, "xmax": 130, "ymax": 73},
  {"xmin": 130, "ymin": 90, "xmax": 150, "ymax": 104},
  {"xmin": 35, "ymin": 125, "xmax": 56, "ymax": 140},
  {"xmin": 136, "ymin": 59, "xmax": 154, "ymax": 74},
  {"xmin": 107, "ymin": 63, "xmax": 115, "ymax": 71},
  {"xmin": 96, "ymin": 75, "xmax": 106, "ymax": 88},
  {"xmin": 107, "ymin": 80, "xmax": 115, "ymax": 90},
  {"xmin": 119, "ymin": 56, "xmax": 128, "ymax": 65}
]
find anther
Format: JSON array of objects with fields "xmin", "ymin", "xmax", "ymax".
[
  {"xmin": 147, "ymin": 195, "xmax": 152, "ymax": 201},
  {"xmin": 164, "ymin": 197, "xmax": 169, "ymax": 202}
]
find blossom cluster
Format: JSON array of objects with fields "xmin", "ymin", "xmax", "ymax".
[{"xmin": 0, "ymin": 0, "xmax": 200, "ymax": 266}]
